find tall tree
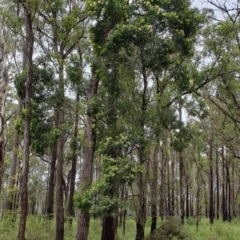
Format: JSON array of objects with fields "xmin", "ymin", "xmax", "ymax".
[
  {"xmin": 76, "ymin": 73, "xmax": 99, "ymax": 240},
  {"xmin": 0, "ymin": 16, "xmax": 9, "ymax": 193},
  {"xmin": 209, "ymin": 104, "xmax": 214, "ymax": 224},
  {"xmin": 17, "ymin": 0, "xmax": 35, "ymax": 239},
  {"xmin": 35, "ymin": 2, "xmax": 86, "ymax": 238}
]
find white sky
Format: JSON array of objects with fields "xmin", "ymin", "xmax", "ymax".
[{"xmin": 192, "ymin": 0, "xmax": 211, "ymax": 8}]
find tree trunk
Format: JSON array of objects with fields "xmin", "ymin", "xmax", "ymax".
[
  {"xmin": 46, "ymin": 110, "xmax": 58, "ymax": 218},
  {"xmin": 5, "ymin": 98, "xmax": 22, "ymax": 211},
  {"xmin": 102, "ymin": 213, "xmax": 115, "ymax": 240},
  {"xmin": 159, "ymin": 145, "xmax": 166, "ymax": 220},
  {"xmin": 196, "ymin": 163, "xmax": 201, "ymax": 229},
  {"xmin": 135, "ymin": 69, "xmax": 148, "ymax": 240},
  {"xmin": 179, "ymin": 100, "xmax": 185, "ymax": 224},
  {"xmin": 18, "ymin": 10, "xmax": 34, "ymax": 240},
  {"xmin": 46, "ymin": 142, "xmax": 57, "ymax": 218},
  {"xmin": 186, "ymin": 183, "xmax": 189, "ymax": 219},
  {"xmin": 216, "ymin": 149, "xmax": 219, "ymax": 219},
  {"xmin": 76, "ymin": 77, "xmax": 99, "ymax": 240},
  {"xmin": 0, "ymin": 26, "xmax": 8, "ymax": 193},
  {"xmin": 101, "ymin": 216, "xmax": 115, "ymax": 240},
  {"xmin": 231, "ymin": 160, "xmax": 236, "ymax": 217},
  {"xmin": 67, "ymin": 92, "xmax": 79, "ymax": 224},
  {"xmin": 222, "ymin": 146, "xmax": 227, "ymax": 221},
  {"xmin": 55, "ymin": 62, "xmax": 65, "ymax": 240},
  {"xmin": 226, "ymin": 164, "xmax": 231, "ymax": 222},
  {"xmin": 171, "ymin": 151, "xmax": 175, "ymax": 216},
  {"xmin": 167, "ymin": 148, "xmax": 171, "ymax": 216},
  {"xmin": 150, "ymin": 143, "xmax": 158, "ymax": 234},
  {"xmin": 209, "ymin": 114, "xmax": 214, "ymax": 224},
  {"xmin": 136, "ymin": 171, "xmax": 146, "ymax": 240}
]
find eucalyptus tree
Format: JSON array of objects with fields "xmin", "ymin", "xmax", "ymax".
[
  {"xmin": 65, "ymin": 49, "xmax": 87, "ymax": 224},
  {"xmin": 2, "ymin": 0, "xmax": 27, "ymax": 212},
  {"xmin": 0, "ymin": 0, "xmax": 22, "ymax": 202},
  {"xmin": 13, "ymin": 0, "xmax": 37, "ymax": 238},
  {"xmin": 76, "ymin": 61, "xmax": 99, "ymax": 239},
  {"xmin": 197, "ymin": 0, "xmax": 240, "ymax": 221},
  {"xmin": 34, "ymin": 1, "xmax": 87, "ymax": 238},
  {"xmin": 0, "ymin": 12, "xmax": 10, "ymax": 193}
]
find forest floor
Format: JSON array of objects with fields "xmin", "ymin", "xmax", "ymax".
[{"xmin": 0, "ymin": 215, "xmax": 240, "ymax": 239}]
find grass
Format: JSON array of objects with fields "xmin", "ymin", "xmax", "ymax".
[
  {"xmin": 185, "ymin": 218, "xmax": 240, "ymax": 240},
  {"xmin": 1, "ymin": 215, "xmax": 240, "ymax": 239}
]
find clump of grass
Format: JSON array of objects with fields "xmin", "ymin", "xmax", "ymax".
[
  {"xmin": 146, "ymin": 217, "xmax": 192, "ymax": 240},
  {"xmin": 25, "ymin": 216, "xmax": 55, "ymax": 240},
  {"xmin": 185, "ymin": 217, "xmax": 195, "ymax": 226},
  {"xmin": 0, "ymin": 211, "xmax": 18, "ymax": 240}
]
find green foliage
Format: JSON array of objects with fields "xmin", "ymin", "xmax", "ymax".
[
  {"xmin": 88, "ymin": 0, "xmax": 203, "ymax": 61},
  {"xmin": 66, "ymin": 54, "xmax": 87, "ymax": 97},
  {"xmin": 75, "ymin": 134, "xmax": 142, "ymax": 218},
  {"xmin": 14, "ymin": 66, "xmax": 55, "ymax": 101},
  {"xmin": 74, "ymin": 190, "xmax": 92, "ymax": 214},
  {"xmin": 186, "ymin": 98, "xmax": 209, "ymax": 119},
  {"xmin": 14, "ymin": 66, "xmax": 58, "ymax": 155},
  {"xmin": 171, "ymin": 123, "xmax": 192, "ymax": 152},
  {"xmin": 146, "ymin": 218, "xmax": 190, "ymax": 240}
]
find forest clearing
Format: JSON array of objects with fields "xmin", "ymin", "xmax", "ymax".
[{"xmin": 1, "ymin": 0, "xmax": 240, "ymax": 240}]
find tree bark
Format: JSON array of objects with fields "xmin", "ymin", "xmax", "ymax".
[
  {"xmin": 196, "ymin": 163, "xmax": 201, "ymax": 229},
  {"xmin": 159, "ymin": 145, "xmax": 166, "ymax": 220},
  {"xmin": 67, "ymin": 92, "xmax": 79, "ymax": 224},
  {"xmin": 226, "ymin": 163, "xmax": 231, "ymax": 221},
  {"xmin": 46, "ymin": 141, "xmax": 58, "ymax": 218},
  {"xmin": 18, "ymin": 9, "xmax": 34, "ymax": 240},
  {"xmin": 0, "ymin": 26, "xmax": 8, "ymax": 193},
  {"xmin": 216, "ymin": 149, "xmax": 219, "ymax": 219},
  {"xmin": 179, "ymin": 100, "xmax": 185, "ymax": 224},
  {"xmin": 136, "ymin": 171, "xmax": 146, "ymax": 240},
  {"xmin": 55, "ymin": 62, "xmax": 65, "ymax": 240},
  {"xmin": 76, "ymin": 77, "xmax": 99, "ymax": 240},
  {"xmin": 186, "ymin": 183, "xmax": 189, "ymax": 219},
  {"xmin": 101, "ymin": 216, "xmax": 115, "ymax": 240},
  {"xmin": 222, "ymin": 146, "xmax": 228, "ymax": 221},
  {"xmin": 5, "ymin": 98, "xmax": 22, "ymax": 211},
  {"xmin": 209, "ymin": 113, "xmax": 214, "ymax": 224},
  {"xmin": 135, "ymin": 69, "xmax": 148, "ymax": 240},
  {"xmin": 171, "ymin": 150, "xmax": 175, "ymax": 216},
  {"xmin": 231, "ymin": 160, "xmax": 236, "ymax": 217},
  {"xmin": 150, "ymin": 143, "xmax": 158, "ymax": 234}
]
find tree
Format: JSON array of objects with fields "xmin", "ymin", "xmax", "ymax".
[
  {"xmin": 16, "ymin": 0, "xmax": 35, "ymax": 239},
  {"xmin": 0, "ymin": 13, "xmax": 10, "ymax": 193},
  {"xmin": 80, "ymin": 1, "xmax": 202, "ymax": 239},
  {"xmin": 35, "ymin": 2, "xmax": 86, "ymax": 238}
]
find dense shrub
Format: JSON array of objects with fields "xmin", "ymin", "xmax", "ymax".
[{"xmin": 147, "ymin": 218, "xmax": 191, "ymax": 240}]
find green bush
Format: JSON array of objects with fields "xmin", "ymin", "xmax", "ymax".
[{"xmin": 146, "ymin": 218, "xmax": 191, "ymax": 240}]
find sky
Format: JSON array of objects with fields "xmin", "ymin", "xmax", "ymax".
[{"xmin": 192, "ymin": 0, "xmax": 211, "ymax": 9}]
